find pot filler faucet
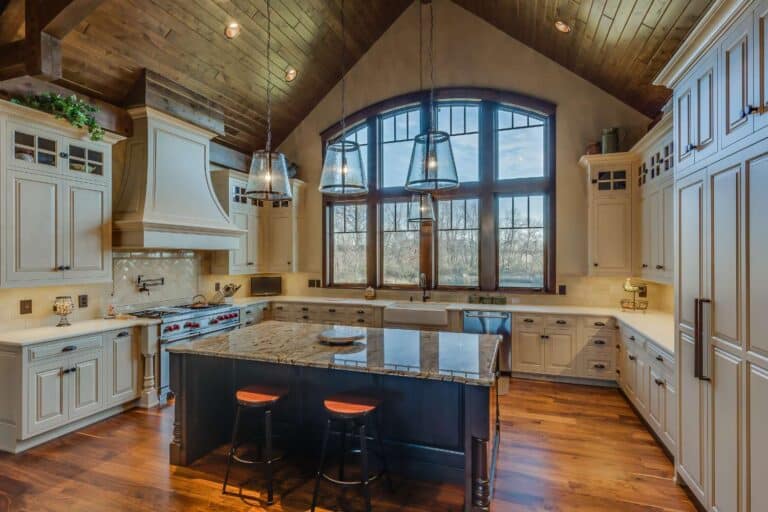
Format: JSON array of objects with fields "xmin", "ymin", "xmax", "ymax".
[{"xmin": 419, "ymin": 272, "xmax": 430, "ymax": 302}]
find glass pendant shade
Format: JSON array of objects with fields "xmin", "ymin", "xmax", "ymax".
[
  {"xmin": 408, "ymin": 193, "xmax": 435, "ymax": 224},
  {"xmin": 405, "ymin": 129, "xmax": 459, "ymax": 192},
  {"xmin": 319, "ymin": 139, "xmax": 367, "ymax": 196},
  {"xmin": 245, "ymin": 150, "xmax": 292, "ymax": 201}
]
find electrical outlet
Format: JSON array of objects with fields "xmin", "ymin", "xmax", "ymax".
[
  {"xmin": 558, "ymin": 284, "xmax": 567, "ymax": 295},
  {"xmin": 308, "ymin": 279, "xmax": 316, "ymax": 288},
  {"xmin": 316, "ymin": 279, "xmax": 322, "ymax": 288},
  {"xmin": 638, "ymin": 285, "xmax": 648, "ymax": 298},
  {"xmin": 215, "ymin": 282, "xmax": 221, "ymax": 291},
  {"xmin": 78, "ymin": 295, "xmax": 88, "ymax": 308},
  {"xmin": 20, "ymin": 300, "xmax": 32, "ymax": 315}
]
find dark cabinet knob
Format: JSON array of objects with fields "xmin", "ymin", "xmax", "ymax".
[
  {"xmin": 62, "ymin": 368, "xmax": 71, "ymax": 375},
  {"xmin": 656, "ymin": 355, "xmax": 664, "ymax": 362},
  {"xmin": 629, "ymin": 335, "xmax": 635, "ymax": 341},
  {"xmin": 628, "ymin": 355, "xmax": 636, "ymax": 361},
  {"xmin": 357, "ymin": 310, "xmax": 365, "ymax": 314},
  {"xmin": 686, "ymin": 143, "xmax": 699, "ymax": 152},
  {"xmin": 654, "ymin": 378, "xmax": 665, "ymax": 386},
  {"xmin": 594, "ymin": 322, "xmax": 606, "ymax": 327},
  {"xmin": 656, "ymin": 264, "xmax": 664, "ymax": 270},
  {"xmin": 301, "ymin": 315, "xmax": 309, "ymax": 320},
  {"xmin": 642, "ymin": 264, "xmax": 649, "ymax": 268},
  {"xmin": 59, "ymin": 152, "xmax": 68, "ymax": 158},
  {"xmin": 246, "ymin": 262, "xmax": 254, "ymax": 266},
  {"xmin": 616, "ymin": 369, "xmax": 621, "ymax": 374},
  {"xmin": 556, "ymin": 320, "xmax": 567, "ymax": 325},
  {"xmin": 523, "ymin": 318, "xmax": 534, "ymax": 323},
  {"xmin": 357, "ymin": 318, "xmax": 365, "ymax": 323},
  {"xmin": 328, "ymin": 308, "xmax": 336, "ymax": 313},
  {"xmin": 540, "ymin": 335, "xmax": 549, "ymax": 339},
  {"xmin": 593, "ymin": 364, "xmax": 606, "ymax": 369},
  {"xmin": 301, "ymin": 307, "xmax": 309, "ymax": 311},
  {"xmin": 594, "ymin": 339, "xmax": 606, "ymax": 345},
  {"xmin": 593, "ymin": 263, "xmax": 599, "ymax": 267}
]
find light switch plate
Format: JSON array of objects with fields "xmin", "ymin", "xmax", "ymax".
[
  {"xmin": 20, "ymin": 300, "xmax": 32, "ymax": 315},
  {"xmin": 78, "ymin": 295, "xmax": 88, "ymax": 308}
]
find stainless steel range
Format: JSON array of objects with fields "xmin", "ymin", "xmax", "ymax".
[{"xmin": 132, "ymin": 303, "xmax": 241, "ymax": 401}]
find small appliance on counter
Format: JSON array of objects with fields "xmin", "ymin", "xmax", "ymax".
[{"xmin": 250, "ymin": 276, "xmax": 282, "ymax": 296}]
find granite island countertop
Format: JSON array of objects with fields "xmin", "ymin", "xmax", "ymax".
[{"xmin": 167, "ymin": 320, "xmax": 501, "ymax": 386}]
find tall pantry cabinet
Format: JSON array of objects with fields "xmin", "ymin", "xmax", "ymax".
[
  {"xmin": 0, "ymin": 100, "xmax": 121, "ymax": 288},
  {"xmin": 656, "ymin": 1, "xmax": 768, "ymax": 510}
]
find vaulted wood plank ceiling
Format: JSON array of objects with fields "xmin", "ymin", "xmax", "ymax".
[
  {"xmin": 0, "ymin": 0, "xmax": 713, "ymax": 154},
  {"xmin": 453, "ymin": 0, "xmax": 713, "ymax": 118}
]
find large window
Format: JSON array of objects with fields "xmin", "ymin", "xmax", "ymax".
[{"xmin": 322, "ymin": 88, "xmax": 556, "ymax": 292}]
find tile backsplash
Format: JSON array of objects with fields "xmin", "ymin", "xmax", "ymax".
[{"xmin": 112, "ymin": 251, "xmax": 199, "ymax": 310}]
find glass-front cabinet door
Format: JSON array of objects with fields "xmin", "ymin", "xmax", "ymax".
[
  {"xmin": 9, "ymin": 123, "xmax": 60, "ymax": 173},
  {"xmin": 65, "ymin": 141, "xmax": 105, "ymax": 179}
]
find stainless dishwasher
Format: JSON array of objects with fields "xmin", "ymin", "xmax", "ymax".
[{"xmin": 463, "ymin": 310, "xmax": 512, "ymax": 372}]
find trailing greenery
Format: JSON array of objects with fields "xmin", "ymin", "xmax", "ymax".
[{"xmin": 11, "ymin": 93, "xmax": 105, "ymax": 141}]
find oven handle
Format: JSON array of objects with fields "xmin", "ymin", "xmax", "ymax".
[{"xmin": 464, "ymin": 311, "xmax": 511, "ymax": 320}]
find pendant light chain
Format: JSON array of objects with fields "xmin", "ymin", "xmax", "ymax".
[
  {"xmin": 419, "ymin": 2, "xmax": 423, "ymax": 93},
  {"xmin": 429, "ymin": 0, "xmax": 436, "ymax": 130},
  {"xmin": 266, "ymin": 0, "xmax": 272, "ymax": 154},
  {"xmin": 340, "ymin": 0, "xmax": 347, "ymax": 139}
]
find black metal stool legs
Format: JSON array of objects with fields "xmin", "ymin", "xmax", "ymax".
[
  {"xmin": 359, "ymin": 422, "xmax": 371, "ymax": 512},
  {"xmin": 311, "ymin": 418, "xmax": 333, "ymax": 512},
  {"xmin": 222, "ymin": 403, "xmax": 243, "ymax": 494},
  {"xmin": 265, "ymin": 409, "xmax": 274, "ymax": 505}
]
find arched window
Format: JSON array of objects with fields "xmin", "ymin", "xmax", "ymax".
[{"xmin": 322, "ymin": 88, "xmax": 556, "ymax": 292}]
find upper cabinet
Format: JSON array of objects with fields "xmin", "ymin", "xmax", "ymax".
[
  {"xmin": 210, "ymin": 169, "xmax": 304, "ymax": 275},
  {"xmin": 579, "ymin": 154, "xmax": 633, "ymax": 277},
  {"xmin": 754, "ymin": 0, "xmax": 768, "ymax": 131},
  {"xmin": 1, "ymin": 101, "xmax": 119, "ymax": 288},
  {"xmin": 720, "ymin": 10, "xmax": 754, "ymax": 149}
]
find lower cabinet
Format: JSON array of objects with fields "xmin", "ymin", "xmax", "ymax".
[
  {"xmin": 543, "ymin": 329, "xmax": 577, "ymax": 376},
  {"xmin": 512, "ymin": 329, "xmax": 546, "ymax": 373},
  {"xmin": 17, "ymin": 329, "xmax": 141, "ymax": 447},
  {"xmin": 271, "ymin": 302, "xmax": 379, "ymax": 327},
  {"xmin": 511, "ymin": 316, "xmax": 585, "ymax": 377}
]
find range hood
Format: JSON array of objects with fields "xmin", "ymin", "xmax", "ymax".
[{"xmin": 112, "ymin": 107, "xmax": 244, "ymax": 250}]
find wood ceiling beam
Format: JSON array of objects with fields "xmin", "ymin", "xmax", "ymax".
[
  {"xmin": 0, "ymin": 75, "xmax": 133, "ymax": 136},
  {"xmin": 0, "ymin": 0, "xmax": 105, "ymax": 80}
]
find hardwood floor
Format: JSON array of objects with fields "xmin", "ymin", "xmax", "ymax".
[{"xmin": 0, "ymin": 379, "xmax": 696, "ymax": 511}]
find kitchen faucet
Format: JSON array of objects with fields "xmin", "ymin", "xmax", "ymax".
[{"xmin": 419, "ymin": 272, "xmax": 430, "ymax": 302}]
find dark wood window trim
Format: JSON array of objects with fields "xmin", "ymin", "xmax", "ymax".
[{"xmin": 321, "ymin": 88, "xmax": 557, "ymax": 293}]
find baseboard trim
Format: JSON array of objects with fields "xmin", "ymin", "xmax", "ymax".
[{"xmin": 510, "ymin": 371, "xmax": 619, "ymax": 388}]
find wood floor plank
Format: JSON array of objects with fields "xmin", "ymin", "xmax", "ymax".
[{"xmin": 0, "ymin": 378, "xmax": 696, "ymax": 511}]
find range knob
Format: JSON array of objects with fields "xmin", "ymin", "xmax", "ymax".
[
  {"xmin": 217, "ymin": 315, "xmax": 224, "ymax": 321},
  {"xmin": 163, "ymin": 326, "xmax": 173, "ymax": 332},
  {"xmin": 210, "ymin": 319, "xmax": 219, "ymax": 325},
  {"xmin": 172, "ymin": 324, "xmax": 180, "ymax": 331}
]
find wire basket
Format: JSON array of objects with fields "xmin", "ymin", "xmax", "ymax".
[{"xmin": 620, "ymin": 298, "xmax": 648, "ymax": 311}]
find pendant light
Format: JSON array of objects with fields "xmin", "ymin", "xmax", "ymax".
[
  {"xmin": 405, "ymin": 0, "xmax": 458, "ymax": 192},
  {"xmin": 246, "ymin": 0, "xmax": 292, "ymax": 202},
  {"xmin": 408, "ymin": 192, "xmax": 435, "ymax": 224},
  {"xmin": 318, "ymin": 0, "xmax": 367, "ymax": 196}
]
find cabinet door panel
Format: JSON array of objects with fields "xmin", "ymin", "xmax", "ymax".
[
  {"xmin": 69, "ymin": 352, "xmax": 103, "ymax": 420},
  {"xmin": 5, "ymin": 171, "xmax": 63, "ymax": 284},
  {"xmin": 65, "ymin": 183, "xmax": 109, "ymax": 280},
  {"xmin": 247, "ymin": 212, "xmax": 260, "ymax": 271},
  {"xmin": 648, "ymin": 367, "xmax": 664, "ymax": 431},
  {"xmin": 661, "ymin": 181, "xmax": 675, "ymax": 280},
  {"xmin": 650, "ymin": 190, "xmax": 663, "ymax": 273},
  {"xmin": 7, "ymin": 123, "xmax": 61, "ymax": 173},
  {"xmin": 721, "ymin": 14, "xmax": 754, "ymax": 148},
  {"xmin": 640, "ymin": 196, "xmax": 651, "ymax": 274},
  {"xmin": 678, "ymin": 331, "xmax": 707, "ymax": 501},
  {"xmin": 747, "ymin": 151, "xmax": 768, "ymax": 359},
  {"xmin": 711, "ymin": 347, "xmax": 741, "ymax": 512},
  {"xmin": 677, "ymin": 174, "xmax": 705, "ymax": 331},
  {"xmin": 748, "ymin": 363, "xmax": 768, "ymax": 511},
  {"xmin": 592, "ymin": 200, "xmax": 631, "ymax": 274},
  {"xmin": 268, "ymin": 214, "xmax": 293, "ymax": 272},
  {"xmin": 27, "ymin": 361, "xmax": 67, "ymax": 436},
  {"xmin": 544, "ymin": 331, "xmax": 576, "ymax": 375},
  {"xmin": 635, "ymin": 357, "xmax": 649, "ymax": 412},
  {"xmin": 108, "ymin": 332, "xmax": 139, "ymax": 405},
  {"xmin": 624, "ymin": 350, "xmax": 637, "ymax": 398},
  {"xmin": 230, "ymin": 212, "xmax": 248, "ymax": 273},
  {"xmin": 676, "ymin": 80, "xmax": 696, "ymax": 171},
  {"xmin": 663, "ymin": 382, "xmax": 677, "ymax": 449},
  {"xmin": 513, "ymin": 330, "xmax": 544, "ymax": 373},
  {"xmin": 694, "ymin": 52, "xmax": 718, "ymax": 161},
  {"xmin": 709, "ymin": 163, "xmax": 742, "ymax": 349}
]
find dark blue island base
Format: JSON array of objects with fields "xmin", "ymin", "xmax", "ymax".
[{"xmin": 169, "ymin": 354, "xmax": 499, "ymax": 512}]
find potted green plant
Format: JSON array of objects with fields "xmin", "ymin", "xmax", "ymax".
[{"xmin": 11, "ymin": 93, "xmax": 105, "ymax": 141}]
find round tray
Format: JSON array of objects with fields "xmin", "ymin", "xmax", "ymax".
[{"xmin": 318, "ymin": 327, "xmax": 366, "ymax": 346}]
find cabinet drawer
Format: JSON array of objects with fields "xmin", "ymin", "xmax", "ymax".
[
  {"xmin": 582, "ymin": 316, "xmax": 614, "ymax": 329},
  {"xmin": 584, "ymin": 334, "xmax": 614, "ymax": 352},
  {"xmin": 546, "ymin": 316, "xmax": 575, "ymax": 328},
  {"xmin": 515, "ymin": 314, "xmax": 544, "ymax": 327},
  {"xmin": 645, "ymin": 341, "xmax": 674, "ymax": 374},
  {"xmin": 622, "ymin": 328, "xmax": 644, "ymax": 346},
  {"xmin": 28, "ymin": 335, "xmax": 103, "ymax": 362},
  {"xmin": 584, "ymin": 357, "xmax": 615, "ymax": 380}
]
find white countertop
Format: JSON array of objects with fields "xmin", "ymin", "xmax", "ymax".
[{"xmin": 0, "ymin": 318, "xmax": 160, "ymax": 347}]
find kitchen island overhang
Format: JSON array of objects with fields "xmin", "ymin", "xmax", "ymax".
[{"xmin": 167, "ymin": 321, "xmax": 501, "ymax": 512}]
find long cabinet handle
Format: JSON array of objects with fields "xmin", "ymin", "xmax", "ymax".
[{"xmin": 694, "ymin": 298, "xmax": 712, "ymax": 381}]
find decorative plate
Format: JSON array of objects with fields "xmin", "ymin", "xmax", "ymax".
[{"xmin": 318, "ymin": 326, "xmax": 366, "ymax": 346}]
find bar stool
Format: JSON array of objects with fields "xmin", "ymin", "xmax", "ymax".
[
  {"xmin": 222, "ymin": 384, "xmax": 288, "ymax": 505},
  {"xmin": 311, "ymin": 393, "xmax": 392, "ymax": 512}
]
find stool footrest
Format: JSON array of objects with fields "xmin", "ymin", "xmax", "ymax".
[{"xmin": 320, "ymin": 469, "xmax": 384, "ymax": 487}]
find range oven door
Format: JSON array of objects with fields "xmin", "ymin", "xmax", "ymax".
[{"xmin": 159, "ymin": 324, "xmax": 240, "ymax": 401}]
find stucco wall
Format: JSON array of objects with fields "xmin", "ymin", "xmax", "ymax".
[{"xmin": 278, "ymin": 0, "xmax": 651, "ymax": 278}]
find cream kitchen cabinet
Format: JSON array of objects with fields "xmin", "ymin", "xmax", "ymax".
[
  {"xmin": 0, "ymin": 101, "xmax": 118, "ymax": 288},
  {"xmin": 755, "ymin": 0, "xmax": 768, "ymax": 131},
  {"xmin": 262, "ymin": 179, "xmax": 304, "ymax": 273},
  {"xmin": 0, "ymin": 328, "xmax": 144, "ymax": 453},
  {"xmin": 271, "ymin": 301, "xmax": 379, "ymax": 327},
  {"xmin": 211, "ymin": 169, "xmax": 264, "ymax": 275},
  {"xmin": 637, "ymin": 177, "xmax": 674, "ymax": 284},
  {"xmin": 512, "ymin": 328, "xmax": 546, "ymax": 374},
  {"xmin": 580, "ymin": 154, "xmax": 633, "ymax": 276},
  {"xmin": 720, "ymin": 10, "xmax": 755, "ymax": 149}
]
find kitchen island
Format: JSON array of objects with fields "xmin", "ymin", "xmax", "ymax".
[{"xmin": 167, "ymin": 320, "xmax": 501, "ymax": 512}]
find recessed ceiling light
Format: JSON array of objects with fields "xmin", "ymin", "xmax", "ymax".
[
  {"xmin": 225, "ymin": 22, "xmax": 241, "ymax": 39},
  {"xmin": 554, "ymin": 19, "xmax": 572, "ymax": 33},
  {"xmin": 284, "ymin": 65, "xmax": 298, "ymax": 82}
]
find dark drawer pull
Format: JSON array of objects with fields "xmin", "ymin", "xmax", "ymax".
[
  {"xmin": 357, "ymin": 318, "xmax": 365, "ymax": 323},
  {"xmin": 540, "ymin": 335, "xmax": 549, "ymax": 339},
  {"xmin": 629, "ymin": 335, "xmax": 636, "ymax": 341},
  {"xmin": 328, "ymin": 308, "xmax": 336, "ymax": 313},
  {"xmin": 593, "ymin": 363, "xmax": 606, "ymax": 369},
  {"xmin": 62, "ymin": 368, "xmax": 72, "ymax": 375},
  {"xmin": 523, "ymin": 318, "xmax": 534, "ymax": 323},
  {"xmin": 245, "ymin": 309, "xmax": 253, "ymax": 314},
  {"xmin": 357, "ymin": 310, "xmax": 365, "ymax": 314},
  {"xmin": 61, "ymin": 345, "xmax": 77, "ymax": 352},
  {"xmin": 302, "ymin": 315, "xmax": 309, "ymax": 320},
  {"xmin": 628, "ymin": 355, "xmax": 636, "ymax": 361},
  {"xmin": 593, "ymin": 339, "xmax": 606, "ymax": 345},
  {"xmin": 116, "ymin": 331, "xmax": 130, "ymax": 338},
  {"xmin": 556, "ymin": 320, "xmax": 567, "ymax": 325},
  {"xmin": 656, "ymin": 355, "xmax": 664, "ymax": 362},
  {"xmin": 594, "ymin": 321, "xmax": 606, "ymax": 327},
  {"xmin": 654, "ymin": 378, "xmax": 665, "ymax": 386},
  {"xmin": 301, "ymin": 307, "xmax": 309, "ymax": 311}
]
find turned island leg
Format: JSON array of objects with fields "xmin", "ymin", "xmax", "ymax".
[{"xmin": 138, "ymin": 325, "xmax": 159, "ymax": 408}]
